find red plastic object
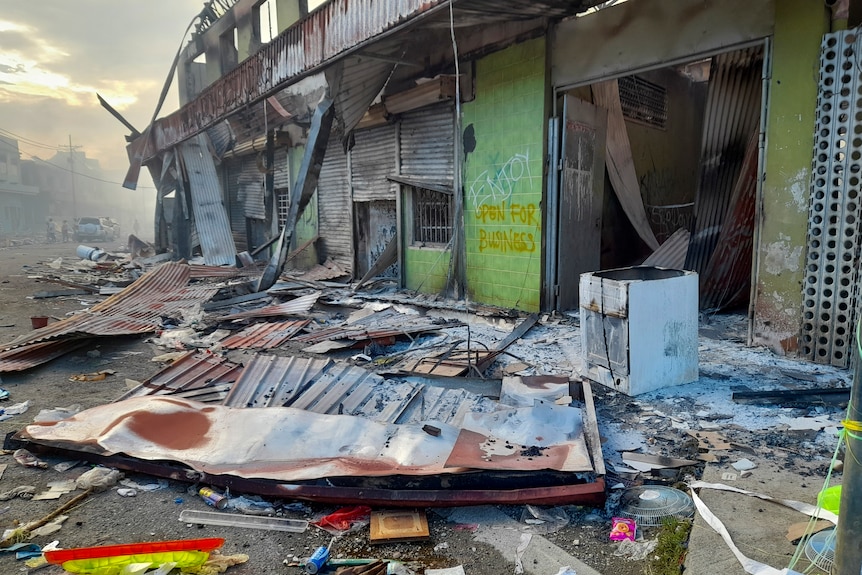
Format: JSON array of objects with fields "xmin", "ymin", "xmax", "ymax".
[
  {"xmin": 312, "ymin": 506, "xmax": 372, "ymax": 530},
  {"xmin": 44, "ymin": 538, "xmax": 225, "ymax": 564}
]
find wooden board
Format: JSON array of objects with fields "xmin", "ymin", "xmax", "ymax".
[
  {"xmin": 785, "ymin": 520, "xmax": 833, "ymax": 543},
  {"xmin": 369, "ymin": 510, "xmax": 430, "ymax": 544}
]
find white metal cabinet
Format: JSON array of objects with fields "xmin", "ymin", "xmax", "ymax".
[{"xmin": 580, "ymin": 267, "xmax": 698, "ymax": 396}]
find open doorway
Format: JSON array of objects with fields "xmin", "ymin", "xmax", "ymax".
[{"xmin": 550, "ymin": 44, "xmax": 764, "ymax": 313}]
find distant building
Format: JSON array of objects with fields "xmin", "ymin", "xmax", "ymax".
[{"xmin": 0, "ymin": 135, "xmax": 41, "ymax": 235}]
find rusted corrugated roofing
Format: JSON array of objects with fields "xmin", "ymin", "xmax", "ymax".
[
  {"xmin": 294, "ymin": 321, "xmax": 454, "ymax": 344},
  {"xmin": 283, "ymin": 258, "xmax": 349, "ymax": 282},
  {"xmin": 0, "ymin": 340, "xmax": 89, "ymax": 373},
  {"xmin": 141, "ymin": 0, "xmax": 605, "ymax": 160},
  {"xmin": 0, "ymin": 262, "xmax": 218, "ymax": 372},
  {"xmin": 220, "ymin": 319, "xmax": 311, "ymax": 349},
  {"xmin": 130, "ymin": 352, "xmax": 497, "ymax": 427},
  {"xmin": 118, "ymin": 351, "xmax": 242, "ymax": 403},
  {"xmin": 220, "ymin": 292, "xmax": 320, "ymax": 320},
  {"xmin": 189, "ymin": 265, "xmax": 260, "ymax": 278}
]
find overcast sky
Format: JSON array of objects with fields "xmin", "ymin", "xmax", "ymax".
[{"xmin": 0, "ymin": 1, "xmax": 203, "ymax": 180}]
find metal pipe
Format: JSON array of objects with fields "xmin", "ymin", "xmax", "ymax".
[{"xmin": 834, "ymin": 325, "xmax": 862, "ymax": 574}]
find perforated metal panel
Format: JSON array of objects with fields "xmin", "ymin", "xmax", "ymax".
[{"xmin": 802, "ymin": 30, "xmax": 862, "ymax": 367}]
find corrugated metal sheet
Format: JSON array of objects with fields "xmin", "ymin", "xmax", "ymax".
[
  {"xmin": 273, "ymin": 146, "xmax": 290, "ymax": 191},
  {"xmin": 221, "ymin": 319, "xmax": 311, "ymax": 349},
  {"xmin": 801, "ymin": 30, "xmax": 862, "ymax": 367},
  {"xmin": 222, "ymin": 355, "xmax": 331, "ymax": 408},
  {"xmin": 0, "ymin": 262, "xmax": 217, "ymax": 372},
  {"xmin": 225, "ymin": 354, "xmax": 498, "ymax": 427},
  {"xmin": 399, "ymin": 103, "xmax": 454, "ymax": 184},
  {"xmin": 188, "ymin": 265, "xmax": 260, "ymax": 278},
  {"xmin": 317, "ymin": 137, "xmax": 354, "ymax": 275},
  {"xmin": 118, "ymin": 351, "xmax": 242, "ymax": 403},
  {"xmin": 238, "ymin": 155, "xmax": 266, "ymax": 220},
  {"xmin": 641, "ymin": 228, "xmax": 689, "ymax": 269},
  {"xmin": 699, "ymin": 130, "xmax": 758, "ymax": 311},
  {"xmin": 685, "ymin": 46, "xmax": 762, "ymax": 277},
  {"xmin": 351, "ymin": 124, "xmax": 398, "ymax": 202},
  {"xmin": 295, "ymin": 320, "xmax": 452, "ymax": 344},
  {"xmin": 224, "ymin": 158, "xmax": 246, "ymax": 238},
  {"xmin": 145, "ymin": 0, "xmax": 606, "ymax": 157},
  {"xmin": 206, "ymin": 120, "xmax": 235, "ymax": 159},
  {"xmin": 282, "ymin": 257, "xmax": 349, "ymax": 281},
  {"xmin": 0, "ymin": 340, "xmax": 89, "ymax": 373},
  {"xmin": 331, "ymin": 55, "xmax": 396, "ymax": 136},
  {"xmin": 179, "ymin": 134, "xmax": 238, "ymax": 265},
  {"xmin": 219, "ymin": 292, "xmax": 320, "ymax": 320}
]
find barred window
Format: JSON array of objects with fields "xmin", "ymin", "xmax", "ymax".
[
  {"xmin": 276, "ymin": 190, "xmax": 289, "ymax": 230},
  {"xmin": 412, "ymin": 186, "xmax": 452, "ymax": 245},
  {"xmin": 618, "ymin": 75, "xmax": 668, "ymax": 129}
]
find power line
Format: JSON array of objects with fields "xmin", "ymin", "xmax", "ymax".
[
  {"xmin": 0, "ymin": 138, "xmax": 155, "ymax": 190},
  {"xmin": 0, "ymin": 127, "xmax": 65, "ymax": 151}
]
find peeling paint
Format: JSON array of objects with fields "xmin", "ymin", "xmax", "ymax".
[
  {"xmin": 763, "ymin": 237, "xmax": 803, "ymax": 275},
  {"xmin": 787, "ymin": 168, "xmax": 809, "ymax": 212}
]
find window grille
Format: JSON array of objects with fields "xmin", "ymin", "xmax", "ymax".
[
  {"xmin": 412, "ymin": 186, "xmax": 452, "ymax": 245},
  {"xmin": 618, "ymin": 76, "xmax": 668, "ymax": 129},
  {"xmin": 277, "ymin": 190, "xmax": 289, "ymax": 230}
]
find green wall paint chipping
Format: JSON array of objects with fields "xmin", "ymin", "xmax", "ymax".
[{"xmin": 753, "ymin": 0, "xmax": 829, "ymax": 352}]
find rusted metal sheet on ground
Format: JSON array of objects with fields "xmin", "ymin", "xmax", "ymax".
[
  {"xmin": 0, "ymin": 340, "xmax": 90, "ymax": 373},
  {"xmin": 2, "ymin": 443, "xmax": 607, "ymax": 507},
  {"xmin": 134, "ymin": 351, "xmax": 495, "ymax": 427},
  {"xmin": 118, "ymin": 352, "xmax": 242, "ymax": 403},
  {"xmin": 220, "ymin": 319, "xmax": 311, "ymax": 349},
  {"xmin": 0, "ymin": 263, "xmax": 217, "ymax": 372},
  {"xmin": 226, "ymin": 354, "xmax": 495, "ymax": 426},
  {"xmin": 294, "ymin": 320, "xmax": 454, "ymax": 345},
  {"xmin": 20, "ymin": 390, "xmax": 592, "ymax": 480},
  {"xmin": 444, "ymin": 402, "xmax": 593, "ymax": 472},
  {"xmin": 222, "ymin": 355, "xmax": 332, "ymax": 408},
  {"xmin": 219, "ymin": 292, "xmax": 320, "ymax": 320},
  {"xmin": 189, "ymin": 265, "xmax": 260, "ymax": 279}
]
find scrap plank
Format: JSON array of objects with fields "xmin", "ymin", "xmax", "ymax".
[{"xmin": 369, "ymin": 510, "xmax": 430, "ymax": 543}]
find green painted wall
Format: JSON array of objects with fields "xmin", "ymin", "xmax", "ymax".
[
  {"xmin": 461, "ymin": 37, "xmax": 547, "ymax": 311},
  {"xmin": 752, "ymin": 0, "xmax": 829, "ymax": 353},
  {"xmin": 289, "ymin": 144, "xmax": 320, "ymax": 269},
  {"xmin": 403, "ymin": 239, "xmax": 450, "ymax": 294}
]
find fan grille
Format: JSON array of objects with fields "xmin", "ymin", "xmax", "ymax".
[
  {"xmin": 803, "ymin": 528, "xmax": 835, "ymax": 573},
  {"xmin": 619, "ymin": 486, "xmax": 695, "ymax": 527}
]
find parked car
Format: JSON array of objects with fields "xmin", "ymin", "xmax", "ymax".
[{"xmin": 74, "ymin": 217, "xmax": 120, "ymax": 243}]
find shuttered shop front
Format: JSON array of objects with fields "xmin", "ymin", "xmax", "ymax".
[
  {"xmin": 350, "ymin": 123, "xmax": 398, "ymax": 202},
  {"xmin": 399, "ymin": 103, "xmax": 454, "ymax": 184},
  {"xmin": 317, "ymin": 139, "xmax": 353, "ymax": 275}
]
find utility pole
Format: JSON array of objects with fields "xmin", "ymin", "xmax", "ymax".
[
  {"xmin": 834, "ymin": 345, "xmax": 862, "ymax": 574},
  {"xmin": 60, "ymin": 135, "xmax": 80, "ymax": 221}
]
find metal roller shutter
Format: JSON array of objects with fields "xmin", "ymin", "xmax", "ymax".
[
  {"xmin": 317, "ymin": 138, "xmax": 353, "ymax": 275},
  {"xmin": 399, "ymin": 103, "xmax": 454, "ymax": 183},
  {"xmin": 350, "ymin": 123, "xmax": 398, "ymax": 202}
]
